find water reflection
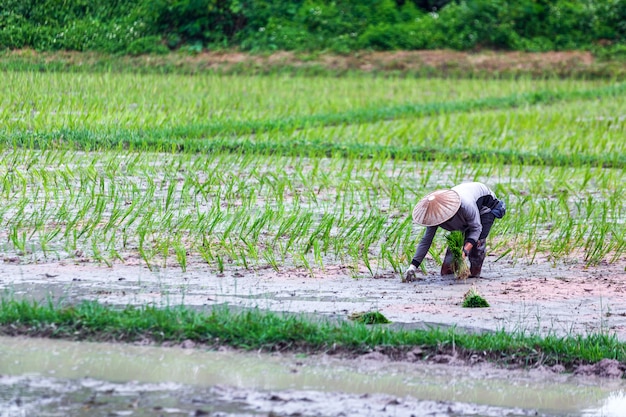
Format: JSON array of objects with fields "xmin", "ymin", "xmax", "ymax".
[
  {"xmin": 582, "ymin": 391, "xmax": 626, "ymax": 417},
  {"xmin": 0, "ymin": 335, "xmax": 624, "ymax": 417}
]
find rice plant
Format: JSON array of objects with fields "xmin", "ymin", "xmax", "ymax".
[
  {"xmin": 445, "ymin": 231, "xmax": 470, "ymax": 280},
  {"xmin": 0, "ymin": 71, "xmax": 623, "ymax": 274},
  {"xmin": 462, "ymin": 286, "xmax": 490, "ymax": 308}
]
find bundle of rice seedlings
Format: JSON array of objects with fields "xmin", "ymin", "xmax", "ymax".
[
  {"xmin": 348, "ymin": 311, "xmax": 391, "ymax": 324},
  {"xmin": 462, "ymin": 286, "xmax": 490, "ymax": 308},
  {"xmin": 445, "ymin": 231, "xmax": 470, "ymax": 279}
]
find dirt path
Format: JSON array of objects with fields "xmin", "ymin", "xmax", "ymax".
[
  {"xmin": 2, "ymin": 255, "xmax": 625, "ymax": 341},
  {"xmin": 7, "ymin": 49, "xmax": 622, "ymax": 78}
]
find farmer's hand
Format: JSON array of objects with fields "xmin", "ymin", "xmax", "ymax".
[
  {"xmin": 462, "ymin": 243, "xmax": 473, "ymax": 258},
  {"xmin": 403, "ymin": 264, "xmax": 419, "ymax": 282}
]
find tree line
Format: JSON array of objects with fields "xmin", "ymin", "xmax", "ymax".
[{"xmin": 1, "ymin": 0, "xmax": 624, "ymax": 55}]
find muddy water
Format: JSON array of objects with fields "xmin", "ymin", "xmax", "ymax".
[{"xmin": 0, "ymin": 336, "xmax": 624, "ymax": 417}]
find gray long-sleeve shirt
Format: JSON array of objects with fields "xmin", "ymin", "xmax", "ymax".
[{"xmin": 411, "ymin": 182, "xmax": 499, "ymax": 266}]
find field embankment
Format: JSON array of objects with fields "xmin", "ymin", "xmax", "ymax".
[{"xmin": 2, "ymin": 49, "xmax": 625, "ymax": 79}]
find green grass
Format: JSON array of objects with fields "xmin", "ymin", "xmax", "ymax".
[{"xmin": 0, "ymin": 298, "xmax": 623, "ymax": 370}]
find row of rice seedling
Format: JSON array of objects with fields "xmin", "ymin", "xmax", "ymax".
[
  {"xmin": 2, "ymin": 70, "xmax": 624, "ymax": 272},
  {"xmin": 3, "ymin": 78, "xmax": 624, "ymax": 174},
  {"xmin": 269, "ymin": 93, "xmax": 626, "ymax": 166},
  {"xmin": 0, "ymin": 149, "xmax": 622, "ymax": 273},
  {"xmin": 1, "ymin": 71, "xmax": 620, "ymax": 140},
  {"xmin": 3, "ymin": 72, "xmax": 608, "ymax": 129}
]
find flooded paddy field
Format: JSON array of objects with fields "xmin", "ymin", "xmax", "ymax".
[
  {"xmin": 2, "ymin": 335, "xmax": 626, "ymax": 417},
  {"xmin": 0, "ymin": 151, "xmax": 625, "ymax": 415},
  {"xmin": 1, "ymin": 71, "xmax": 625, "ymax": 416}
]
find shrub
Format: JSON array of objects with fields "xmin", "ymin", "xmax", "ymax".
[
  {"xmin": 126, "ymin": 36, "xmax": 169, "ymax": 56},
  {"xmin": 0, "ymin": 0, "xmax": 624, "ymax": 53}
]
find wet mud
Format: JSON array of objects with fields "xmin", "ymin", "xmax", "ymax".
[
  {"xmin": 0, "ymin": 375, "xmax": 570, "ymax": 417},
  {"xmin": 2, "ymin": 255, "xmax": 625, "ymax": 341},
  {"xmin": 1, "ymin": 256, "xmax": 626, "ymax": 416},
  {"xmin": 1, "ymin": 336, "xmax": 625, "ymax": 417}
]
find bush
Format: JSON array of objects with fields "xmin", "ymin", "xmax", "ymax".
[
  {"xmin": 594, "ymin": 43, "xmax": 626, "ymax": 61},
  {"xmin": 126, "ymin": 36, "xmax": 169, "ymax": 55},
  {"xmin": 359, "ymin": 22, "xmax": 428, "ymax": 50},
  {"xmin": 0, "ymin": 0, "xmax": 624, "ymax": 53},
  {"xmin": 592, "ymin": 0, "xmax": 626, "ymax": 43}
]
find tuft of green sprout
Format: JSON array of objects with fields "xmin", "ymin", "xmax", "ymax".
[
  {"xmin": 462, "ymin": 286, "xmax": 490, "ymax": 308},
  {"xmin": 348, "ymin": 311, "xmax": 391, "ymax": 324},
  {"xmin": 445, "ymin": 231, "xmax": 470, "ymax": 279}
]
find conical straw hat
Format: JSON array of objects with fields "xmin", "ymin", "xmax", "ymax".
[{"xmin": 412, "ymin": 189, "xmax": 461, "ymax": 226}]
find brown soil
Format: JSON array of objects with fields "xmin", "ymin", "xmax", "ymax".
[{"xmin": 5, "ymin": 49, "xmax": 623, "ymax": 78}]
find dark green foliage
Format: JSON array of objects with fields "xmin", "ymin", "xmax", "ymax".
[
  {"xmin": 0, "ymin": 0, "xmax": 158, "ymax": 53},
  {"xmin": 126, "ymin": 36, "xmax": 170, "ymax": 56},
  {"xmin": 0, "ymin": 0, "xmax": 624, "ymax": 53}
]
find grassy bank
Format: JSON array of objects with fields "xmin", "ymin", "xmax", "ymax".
[{"xmin": 1, "ymin": 298, "xmax": 624, "ymax": 372}]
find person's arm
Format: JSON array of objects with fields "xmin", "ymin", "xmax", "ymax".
[
  {"xmin": 459, "ymin": 204, "xmax": 482, "ymax": 256},
  {"xmin": 411, "ymin": 226, "xmax": 438, "ymax": 267}
]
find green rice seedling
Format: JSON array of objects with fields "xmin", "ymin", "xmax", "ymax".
[
  {"xmin": 239, "ymin": 236, "xmax": 259, "ymax": 264},
  {"xmin": 348, "ymin": 311, "xmax": 391, "ymax": 324},
  {"xmin": 273, "ymin": 213, "xmax": 298, "ymax": 246},
  {"xmin": 294, "ymin": 253, "xmax": 313, "ymax": 277},
  {"xmin": 462, "ymin": 286, "xmax": 490, "ymax": 308},
  {"xmin": 313, "ymin": 239, "xmax": 323, "ymax": 270},
  {"xmin": 198, "ymin": 239, "xmax": 215, "ymax": 265},
  {"xmin": 216, "ymin": 254, "xmax": 225, "ymax": 273},
  {"xmin": 445, "ymin": 231, "xmax": 470, "ymax": 279},
  {"xmin": 39, "ymin": 227, "xmax": 61, "ymax": 257},
  {"xmin": 174, "ymin": 239, "xmax": 188, "ymax": 272},
  {"xmin": 91, "ymin": 235, "xmax": 107, "ymax": 266},
  {"xmin": 361, "ymin": 246, "xmax": 373, "ymax": 276},
  {"xmin": 108, "ymin": 239, "xmax": 125, "ymax": 264},
  {"xmin": 381, "ymin": 247, "xmax": 402, "ymax": 273},
  {"xmin": 8, "ymin": 225, "xmax": 27, "ymax": 254},
  {"xmin": 262, "ymin": 246, "xmax": 279, "ymax": 272},
  {"xmin": 164, "ymin": 180, "xmax": 177, "ymax": 211},
  {"xmin": 156, "ymin": 236, "xmax": 172, "ymax": 268},
  {"xmin": 137, "ymin": 228, "xmax": 153, "ymax": 270},
  {"xmin": 1, "ymin": 72, "xmax": 625, "ymax": 270}
]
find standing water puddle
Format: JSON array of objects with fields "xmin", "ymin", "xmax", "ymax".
[{"xmin": 0, "ymin": 335, "xmax": 624, "ymax": 417}]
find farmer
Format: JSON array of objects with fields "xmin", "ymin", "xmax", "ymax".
[{"xmin": 404, "ymin": 181, "xmax": 506, "ymax": 282}]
